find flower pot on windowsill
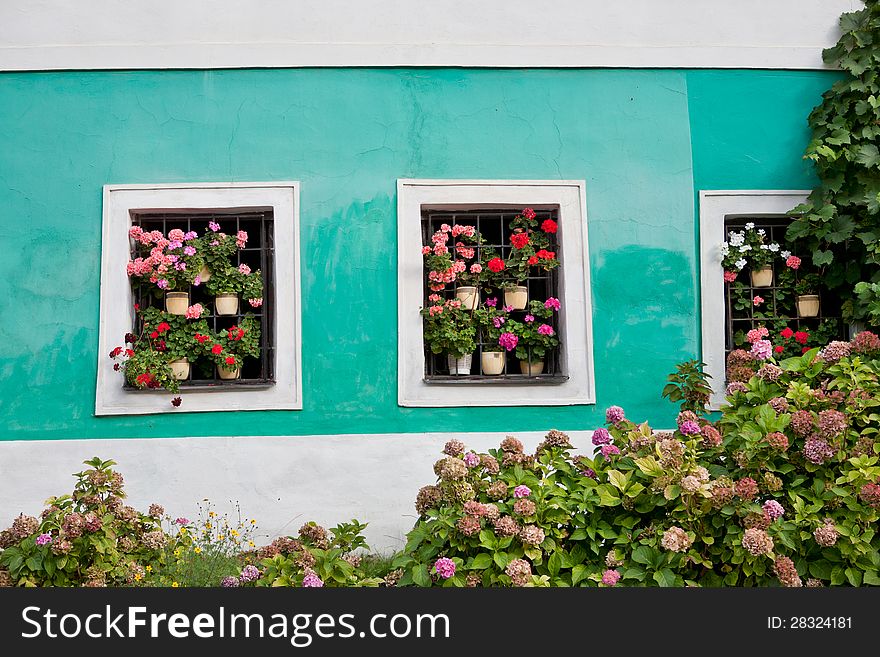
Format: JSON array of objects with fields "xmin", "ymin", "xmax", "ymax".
[
  {"xmin": 165, "ymin": 292, "xmax": 189, "ymax": 315},
  {"xmin": 455, "ymin": 286, "xmax": 480, "ymax": 310},
  {"xmin": 447, "ymin": 353, "xmax": 473, "ymax": 375},
  {"xmin": 504, "ymin": 285, "xmax": 528, "ymax": 310},
  {"xmin": 481, "ymin": 351, "xmax": 505, "ymax": 375},
  {"xmin": 169, "ymin": 358, "xmax": 190, "ymax": 381},
  {"xmin": 519, "ymin": 360, "xmax": 545, "ymax": 375},
  {"xmin": 796, "ymin": 294, "xmax": 820, "ymax": 318},
  {"xmin": 215, "ymin": 293, "xmax": 239, "ymax": 316},
  {"xmin": 750, "ymin": 267, "xmax": 773, "ymax": 287},
  {"xmin": 217, "ymin": 364, "xmax": 241, "ymax": 380}
]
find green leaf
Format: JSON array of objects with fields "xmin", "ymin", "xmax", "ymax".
[
  {"xmin": 412, "ymin": 564, "xmax": 431, "ymax": 588},
  {"xmin": 492, "ymin": 551, "xmax": 509, "ymax": 570},
  {"xmin": 845, "ymin": 568, "xmax": 863, "ymax": 587},
  {"xmin": 607, "ymin": 470, "xmax": 628, "ymax": 491},
  {"xmin": 856, "ymin": 143, "xmax": 880, "ymax": 169},
  {"xmin": 813, "ymin": 249, "xmax": 834, "ymax": 267},
  {"xmin": 631, "ymin": 545, "xmax": 653, "ymax": 566},
  {"xmin": 548, "ymin": 552, "xmax": 562, "ymax": 577},
  {"xmin": 571, "ymin": 564, "xmax": 588, "ymax": 585},
  {"xmin": 470, "ymin": 553, "xmax": 492, "ymax": 570},
  {"xmin": 653, "ymin": 568, "xmax": 676, "ymax": 587},
  {"xmin": 863, "ymin": 571, "xmax": 880, "ymax": 586}
]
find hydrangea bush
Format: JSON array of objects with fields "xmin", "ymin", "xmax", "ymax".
[{"xmin": 397, "ymin": 332, "xmax": 880, "ymax": 586}]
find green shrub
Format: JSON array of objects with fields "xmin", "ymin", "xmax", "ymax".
[{"xmin": 0, "ymin": 458, "xmax": 172, "ymax": 587}]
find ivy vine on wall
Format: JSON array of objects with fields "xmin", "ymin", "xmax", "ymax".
[{"xmin": 787, "ymin": 0, "xmax": 880, "ymax": 325}]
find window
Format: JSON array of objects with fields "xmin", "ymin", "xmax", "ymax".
[
  {"xmin": 699, "ymin": 190, "xmax": 824, "ymax": 409},
  {"xmin": 398, "ymin": 179, "xmax": 595, "ymax": 407},
  {"xmin": 96, "ymin": 182, "xmax": 301, "ymax": 415},
  {"xmin": 421, "ymin": 207, "xmax": 565, "ymax": 381}
]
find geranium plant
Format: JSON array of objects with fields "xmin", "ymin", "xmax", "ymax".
[
  {"xmin": 720, "ymin": 223, "xmax": 784, "ymax": 277},
  {"xmin": 505, "ymin": 208, "xmax": 560, "ymax": 287},
  {"xmin": 205, "ymin": 263, "xmax": 264, "ymax": 307},
  {"xmin": 505, "ymin": 298, "xmax": 561, "ymax": 361},
  {"xmin": 420, "ymin": 298, "xmax": 477, "ymax": 359},
  {"xmin": 198, "ymin": 315, "xmax": 262, "ymax": 372},
  {"xmin": 200, "ymin": 223, "xmax": 248, "ymax": 277},
  {"xmin": 422, "ymin": 223, "xmax": 482, "ymax": 292},
  {"xmin": 127, "ymin": 226, "xmax": 206, "ymax": 294},
  {"xmin": 473, "ymin": 299, "xmax": 510, "ymax": 352}
]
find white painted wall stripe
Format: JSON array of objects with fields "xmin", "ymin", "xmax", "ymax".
[{"xmin": 0, "ymin": 0, "xmax": 859, "ymax": 71}]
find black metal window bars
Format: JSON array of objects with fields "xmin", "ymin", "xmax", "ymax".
[
  {"xmin": 421, "ymin": 208, "xmax": 567, "ymax": 384},
  {"xmin": 723, "ymin": 216, "xmax": 843, "ymax": 364},
  {"xmin": 128, "ymin": 210, "xmax": 275, "ymax": 389}
]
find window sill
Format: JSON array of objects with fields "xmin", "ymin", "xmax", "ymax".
[{"xmin": 423, "ymin": 375, "xmax": 569, "ymax": 385}]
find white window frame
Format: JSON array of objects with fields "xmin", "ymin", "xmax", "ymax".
[
  {"xmin": 699, "ymin": 189, "xmax": 809, "ymax": 410},
  {"xmin": 95, "ymin": 182, "xmax": 302, "ymax": 415},
  {"xmin": 397, "ymin": 179, "xmax": 595, "ymax": 407}
]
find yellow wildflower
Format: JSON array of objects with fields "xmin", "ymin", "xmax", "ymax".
[
  {"xmin": 171, "ymin": 581, "xmax": 179, "ymax": 588},
  {"xmin": 194, "ymin": 547, "xmax": 202, "ymax": 554},
  {"xmin": 145, "ymin": 565, "xmax": 152, "ymax": 572}
]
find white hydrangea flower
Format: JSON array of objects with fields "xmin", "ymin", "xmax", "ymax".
[
  {"xmin": 780, "ymin": 250, "xmax": 791, "ymax": 259},
  {"xmin": 735, "ymin": 258, "xmax": 747, "ymax": 270},
  {"xmin": 745, "ymin": 222, "xmax": 755, "ymax": 230},
  {"xmin": 768, "ymin": 243, "xmax": 780, "ymax": 252}
]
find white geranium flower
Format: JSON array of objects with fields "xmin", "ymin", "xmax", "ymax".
[
  {"xmin": 780, "ymin": 250, "xmax": 791, "ymax": 259},
  {"xmin": 720, "ymin": 243, "xmax": 730, "ymax": 256},
  {"xmin": 768, "ymin": 243, "xmax": 780, "ymax": 252},
  {"xmin": 745, "ymin": 222, "xmax": 755, "ymax": 230},
  {"xmin": 735, "ymin": 258, "xmax": 747, "ymax": 270},
  {"xmin": 757, "ymin": 229, "xmax": 766, "ymax": 235},
  {"xmin": 759, "ymin": 244, "xmax": 769, "ymax": 250},
  {"xmin": 739, "ymin": 244, "xmax": 752, "ymax": 252},
  {"xmin": 729, "ymin": 232, "xmax": 745, "ymax": 247}
]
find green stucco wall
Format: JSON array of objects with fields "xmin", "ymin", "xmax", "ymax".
[{"xmin": 0, "ymin": 68, "xmax": 838, "ymax": 440}]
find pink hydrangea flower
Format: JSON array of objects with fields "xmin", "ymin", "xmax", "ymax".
[
  {"xmin": 434, "ymin": 557, "xmax": 456, "ymax": 579},
  {"xmin": 601, "ymin": 445, "xmax": 621, "ymax": 461},
  {"xmin": 302, "ymin": 573, "xmax": 324, "ymax": 587},
  {"xmin": 591, "ymin": 428, "xmax": 612, "ymax": 446},
  {"xmin": 750, "ymin": 339, "xmax": 773, "ymax": 361},
  {"xmin": 602, "ymin": 569, "xmax": 621, "ymax": 586},
  {"xmin": 35, "ymin": 533, "xmax": 52, "ymax": 546},
  {"xmin": 513, "ymin": 485, "xmax": 532, "ymax": 498},
  {"xmin": 463, "ymin": 452, "xmax": 480, "ymax": 468},
  {"xmin": 605, "ymin": 406, "xmax": 625, "ymax": 424},
  {"xmin": 762, "ymin": 500, "xmax": 785, "ymax": 521}
]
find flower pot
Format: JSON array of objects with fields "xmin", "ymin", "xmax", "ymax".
[
  {"xmin": 217, "ymin": 364, "xmax": 241, "ymax": 380},
  {"xmin": 215, "ymin": 293, "xmax": 239, "ymax": 316},
  {"xmin": 750, "ymin": 267, "xmax": 773, "ymax": 287},
  {"xmin": 796, "ymin": 294, "xmax": 820, "ymax": 318},
  {"xmin": 197, "ymin": 264, "xmax": 211, "ymax": 283},
  {"xmin": 165, "ymin": 292, "xmax": 189, "ymax": 315},
  {"xmin": 169, "ymin": 359, "xmax": 190, "ymax": 381},
  {"xmin": 447, "ymin": 353, "xmax": 473, "ymax": 375},
  {"xmin": 504, "ymin": 285, "xmax": 528, "ymax": 310},
  {"xmin": 455, "ymin": 286, "xmax": 480, "ymax": 310},
  {"xmin": 481, "ymin": 351, "xmax": 505, "ymax": 375},
  {"xmin": 519, "ymin": 360, "xmax": 545, "ymax": 375}
]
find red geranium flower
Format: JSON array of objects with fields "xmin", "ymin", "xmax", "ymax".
[
  {"xmin": 171, "ymin": 397, "xmax": 182, "ymax": 407},
  {"xmin": 149, "ymin": 331, "xmax": 159, "ymax": 339},
  {"xmin": 109, "ymin": 346, "xmax": 122, "ymax": 358},
  {"xmin": 522, "ymin": 208, "xmax": 536, "ymax": 220},
  {"xmin": 794, "ymin": 331, "xmax": 809, "ymax": 345},
  {"xmin": 195, "ymin": 333, "xmax": 209, "ymax": 344},
  {"xmin": 527, "ymin": 256, "xmax": 539, "ymax": 266},
  {"xmin": 535, "ymin": 249, "xmax": 556, "ymax": 260},
  {"xmin": 157, "ymin": 340, "xmax": 166, "ymax": 351},
  {"xmin": 510, "ymin": 232, "xmax": 530, "ymax": 249},
  {"xmin": 125, "ymin": 349, "xmax": 134, "ymax": 358},
  {"xmin": 487, "ymin": 258, "xmax": 505, "ymax": 273},
  {"xmin": 802, "ymin": 346, "xmax": 811, "ymax": 354},
  {"xmin": 541, "ymin": 219, "xmax": 557, "ymax": 234},
  {"xmin": 136, "ymin": 373, "xmax": 153, "ymax": 386},
  {"xmin": 225, "ymin": 356, "xmax": 236, "ymax": 366},
  {"xmin": 211, "ymin": 344, "xmax": 223, "ymax": 355},
  {"xmin": 774, "ymin": 345, "xmax": 784, "ymax": 354},
  {"xmin": 780, "ymin": 327, "xmax": 794, "ymax": 339},
  {"xmin": 157, "ymin": 322, "xmax": 171, "ymax": 334}
]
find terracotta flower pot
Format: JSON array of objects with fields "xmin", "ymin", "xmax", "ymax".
[
  {"xmin": 217, "ymin": 364, "xmax": 241, "ymax": 380},
  {"xmin": 796, "ymin": 294, "xmax": 820, "ymax": 317},
  {"xmin": 750, "ymin": 267, "xmax": 773, "ymax": 287},
  {"xmin": 504, "ymin": 285, "xmax": 528, "ymax": 310},
  {"xmin": 455, "ymin": 286, "xmax": 480, "ymax": 310},
  {"xmin": 447, "ymin": 353, "xmax": 473, "ymax": 375},
  {"xmin": 165, "ymin": 292, "xmax": 189, "ymax": 315},
  {"xmin": 481, "ymin": 351, "xmax": 505, "ymax": 375},
  {"xmin": 169, "ymin": 359, "xmax": 190, "ymax": 380},
  {"xmin": 519, "ymin": 360, "xmax": 545, "ymax": 375},
  {"xmin": 215, "ymin": 293, "xmax": 239, "ymax": 316}
]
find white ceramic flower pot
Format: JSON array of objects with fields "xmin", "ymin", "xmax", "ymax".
[
  {"xmin": 165, "ymin": 292, "xmax": 189, "ymax": 315},
  {"xmin": 481, "ymin": 351, "xmax": 505, "ymax": 375},
  {"xmin": 796, "ymin": 294, "xmax": 820, "ymax": 318},
  {"xmin": 215, "ymin": 294, "xmax": 239, "ymax": 316},
  {"xmin": 504, "ymin": 286, "xmax": 528, "ymax": 310},
  {"xmin": 455, "ymin": 286, "xmax": 480, "ymax": 310},
  {"xmin": 198, "ymin": 265, "xmax": 211, "ymax": 283},
  {"xmin": 447, "ymin": 353, "xmax": 473, "ymax": 375},
  {"xmin": 217, "ymin": 365, "xmax": 241, "ymax": 380},
  {"xmin": 169, "ymin": 359, "xmax": 190, "ymax": 380},
  {"xmin": 750, "ymin": 267, "xmax": 773, "ymax": 287},
  {"xmin": 519, "ymin": 360, "xmax": 545, "ymax": 375}
]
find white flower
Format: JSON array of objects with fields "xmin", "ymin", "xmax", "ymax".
[
  {"xmin": 781, "ymin": 250, "xmax": 791, "ymax": 259},
  {"xmin": 759, "ymin": 244, "xmax": 769, "ymax": 250},
  {"xmin": 768, "ymin": 243, "xmax": 780, "ymax": 252},
  {"xmin": 739, "ymin": 244, "xmax": 752, "ymax": 252},
  {"xmin": 720, "ymin": 243, "xmax": 730, "ymax": 256},
  {"xmin": 757, "ymin": 229, "xmax": 766, "ymax": 235},
  {"xmin": 735, "ymin": 258, "xmax": 747, "ymax": 270},
  {"xmin": 745, "ymin": 222, "xmax": 755, "ymax": 230},
  {"xmin": 729, "ymin": 232, "xmax": 745, "ymax": 247}
]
